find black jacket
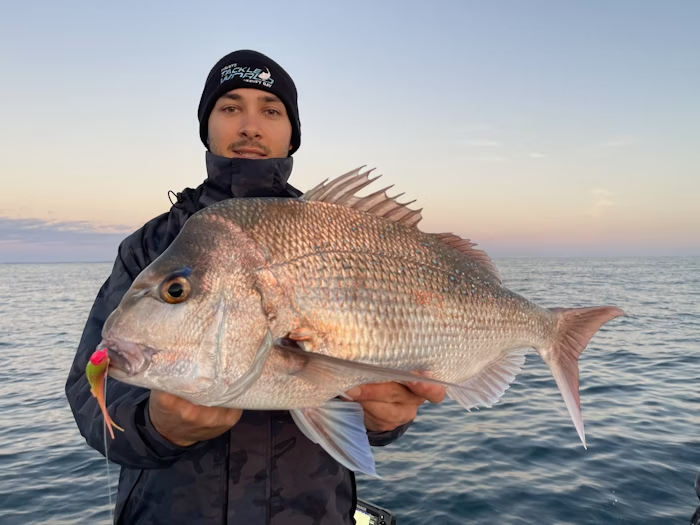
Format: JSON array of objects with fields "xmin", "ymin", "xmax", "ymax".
[{"xmin": 65, "ymin": 153, "xmax": 411, "ymax": 525}]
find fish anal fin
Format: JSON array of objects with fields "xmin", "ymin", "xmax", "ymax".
[
  {"xmin": 540, "ymin": 306, "xmax": 626, "ymax": 449},
  {"xmin": 302, "ymin": 168, "xmax": 423, "ymax": 228},
  {"xmin": 447, "ymin": 351, "xmax": 526, "ymax": 411},
  {"xmin": 434, "ymin": 232, "xmax": 502, "ymax": 284}
]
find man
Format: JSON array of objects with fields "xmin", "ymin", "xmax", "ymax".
[{"xmin": 66, "ymin": 49, "xmax": 444, "ymax": 524}]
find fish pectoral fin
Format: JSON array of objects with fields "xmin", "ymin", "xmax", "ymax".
[
  {"xmin": 273, "ymin": 339, "xmax": 457, "ymax": 395},
  {"xmin": 291, "ymin": 400, "xmax": 379, "ymax": 478},
  {"xmin": 446, "ymin": 351, "xmax": 527, "ymax": 411}
]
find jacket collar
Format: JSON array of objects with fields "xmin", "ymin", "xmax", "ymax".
[
  {"xmin": 169, "ymin": 152, "xmax": 300, "ymax": 216},
  {"xmin": 201, "ymin": 151, "xmax": 295, "ymax": 204}
]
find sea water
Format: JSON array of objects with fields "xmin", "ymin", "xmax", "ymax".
[{"xmin": 0, "ymin": 258, "xmax": 698, "ymax": 524}]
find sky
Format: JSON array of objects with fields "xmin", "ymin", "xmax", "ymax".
[{"xmin": 0, "ymin": 1, "xmax": 698, "ymax": 263}]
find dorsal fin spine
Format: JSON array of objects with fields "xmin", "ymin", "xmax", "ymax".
[
  {"xmin": 303, "ymin": 166, "xmax": 423, "ymax": 230},
  {"xmin": 302, "ymin": 167, "xmax": 502, "ymax": 281}
]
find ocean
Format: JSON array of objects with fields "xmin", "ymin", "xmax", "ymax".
[{"xmin": 0, "ymin": 258, "xmax": 698, "ymax": 524}]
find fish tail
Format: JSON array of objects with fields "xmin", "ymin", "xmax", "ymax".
[{"xmin": 540, "ymin": 306, "xmax": 626, "ymax": 449}]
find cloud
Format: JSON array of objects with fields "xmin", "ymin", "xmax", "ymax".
[
  {"xmin": 458, "ymin": 156, "xmax": 507, "ymax": 162},
  {"xmin": 0, "ymin": 217, "xmax": 135, "ymax": 263},
  {"xmin": 588, "ymin": 189, "xmax": 616, "ymax": 218},
  {"xmin": 461, "ymin": 139, "xmax": 501, "ymax": 147},
  {"xmin": 527, "ymin": 152, "xmax": 546, "ymax": 158},
  {"xmin": 599, "ymin": 137, "xmax": 639, "ymax": 148}
]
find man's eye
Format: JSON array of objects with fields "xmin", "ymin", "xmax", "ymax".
[
  {"xmin": 222, "ymin": 106, "xmax": 239, "ymax": 113},
  {"xmin": 265, "ymin": 108, "xmax": 281, "ymax": 116}
]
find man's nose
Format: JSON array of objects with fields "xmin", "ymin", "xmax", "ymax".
[{"xmin": 239, "ymin": 113, "xmax": 263, "ymax": 139}]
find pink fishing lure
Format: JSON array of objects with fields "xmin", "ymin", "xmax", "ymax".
[{"xmin": 86, "ymin": 348, "xmax": 124, "ymax": 439}]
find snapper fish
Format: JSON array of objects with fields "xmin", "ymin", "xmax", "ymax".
[{"xmin": 92, "ymin": 168, "xmax": 625, "ymax": 476}]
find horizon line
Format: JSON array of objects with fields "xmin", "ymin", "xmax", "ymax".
[{"xmin": 1, "ymin": 254, "xmax": 698, "ymax": 265}]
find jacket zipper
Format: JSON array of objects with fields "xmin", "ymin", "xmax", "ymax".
[
  {"xmin": 266, "ymin": 413, "xmax": 272, "ymax": 524},
  {"xmin": 224, "ymin": 433, "xmax": 231, "ymax": 525}
]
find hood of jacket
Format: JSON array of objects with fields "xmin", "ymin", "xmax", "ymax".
[{"xmin": 170, "ymin": 152, "xmax": 301, "ymax": 215}]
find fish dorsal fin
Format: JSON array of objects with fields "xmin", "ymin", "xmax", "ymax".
[
  {"xmin": 303, "ymin": 167, "xmax": 423, "ymax": 228},
  {"xmin": 434, "ymin": 233, "xmax": 502, "ymax": 284}
]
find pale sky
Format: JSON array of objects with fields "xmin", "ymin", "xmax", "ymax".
[{"xmin": 0, "ymin": 1, "xmax": 698, "ymax": 262}]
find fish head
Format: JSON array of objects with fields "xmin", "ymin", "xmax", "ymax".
[{"xmin": 100, "ymin": 206, "xmax": 271, "ymax": 404}]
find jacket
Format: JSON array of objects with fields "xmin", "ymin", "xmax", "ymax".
[{"xmin": 65, "ymin": 152, "xmax": 411, "ymax": 525}]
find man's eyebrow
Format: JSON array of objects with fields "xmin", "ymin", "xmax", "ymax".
[
  {"xmin": 260, "ymin": 94, "xmax": 282, "ymax": 103},
  {"xmin": 219, "ymin": 93, "xmax": 282, "ymax": 104},
  {"xmin": 220, "ymin": 93, "xmax": 243, "ymax": 101}
]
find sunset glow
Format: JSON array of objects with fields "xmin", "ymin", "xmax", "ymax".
[{"xmin": 1, "ymin": 2, "xmax": 698, "ymax": 262}]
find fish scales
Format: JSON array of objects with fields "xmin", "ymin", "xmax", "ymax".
[{"xmin": 213, "ymin": 198, "xmax": 554, "ymax": 382}]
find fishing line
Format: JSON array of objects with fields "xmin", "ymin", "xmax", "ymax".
[{"xmin": 102, "ymin": 373, "xmax": 115, "ymax": 524}]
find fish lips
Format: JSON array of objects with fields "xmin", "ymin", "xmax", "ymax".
[{"xmin": 99, "ymin": 339, "xmax": 158, "ymax": 377}]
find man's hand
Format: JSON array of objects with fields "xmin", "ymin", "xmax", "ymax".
[
  {"xmin": 345, "ymin": 381, "xmax": 446, "ymax": 432},
  {"xmin": 148, "ymin": 391, "xmax": 243, "ymax": 447}
]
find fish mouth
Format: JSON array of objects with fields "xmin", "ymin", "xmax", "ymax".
[{"xmin": 98, "ymin": 339, "xmax": 158, "ymax": 377}]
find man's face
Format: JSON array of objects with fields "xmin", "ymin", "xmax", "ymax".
[{"xmin": 207, "ymin": 88, "xmax": 293, "ymax": 159}]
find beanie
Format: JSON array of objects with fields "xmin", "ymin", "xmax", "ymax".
[{"xmin": 197, "ymin": 50, "xmax": 301, "ymax": 155}]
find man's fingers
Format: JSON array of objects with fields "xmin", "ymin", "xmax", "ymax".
[
  {"xmin": 361, "ymin": 401, "xmax": 416, "ymax": 431},
  {"xmin": 343, "ymin": 380, "xmax": 447, "ymax": 433},
  {"xmin": 405, "ymin": 382, "xmax": 447, "ymax": 404},
  {"xmin": 346, "ymin": 381, "xmax": 447, "ymax": 404},
  {"xmin": 346, "ymin": 382, "xmax": 424, "ymax": 405},
  {"xmin": 151, "ymin": 390, "xmax": 185, "ymax": 410},
  {"xmin": 151, "ymin": 390, "xmax": 243, "ymax": 427},
  {"xmin": 218, "ymin": 408, "xmax": 244, "ymax": 427}
]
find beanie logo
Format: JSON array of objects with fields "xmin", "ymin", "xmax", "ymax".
[{"xmin": 220, "ymin": 64, "xmax": 275, "ymax": 88}]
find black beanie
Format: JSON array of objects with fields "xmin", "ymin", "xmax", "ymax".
[{"xmin": 197, "ymin": 50, "xmax": 301, "ymax": 155}]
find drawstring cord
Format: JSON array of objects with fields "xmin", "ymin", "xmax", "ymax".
[{"xmin": 168, "ymin": 190, "xmax": 186, "ymax": 210}]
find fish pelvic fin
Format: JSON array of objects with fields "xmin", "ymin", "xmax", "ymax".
[
  {"xmin": 540, "ymin": 306, "xmax": 626, "ymax": 449},
  {"xmin": 291, "ymin": 400, "xmax": 380, "ymax": 478}
]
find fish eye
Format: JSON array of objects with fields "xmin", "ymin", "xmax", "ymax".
[{"xmin": 160, "ymin": 276, "xmax": 191, "ymax": 304}]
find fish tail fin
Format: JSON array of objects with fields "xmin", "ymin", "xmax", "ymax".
[{"xmin": 539, "ymin": 306, "xmax": 626, "ymax": 449}]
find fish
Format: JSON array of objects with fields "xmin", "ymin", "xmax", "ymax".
[{"xmin": 97, "ymin": 167, "xmax": 626, "ymax": 476}]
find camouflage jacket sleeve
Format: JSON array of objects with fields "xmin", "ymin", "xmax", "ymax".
[
  {"xmin": 367, "ymin": 421, "xmax": 413, "ymax": 447},
  {"xmin": 65, "ymin": 227, "xmax": 190, "ymax": 470}
]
